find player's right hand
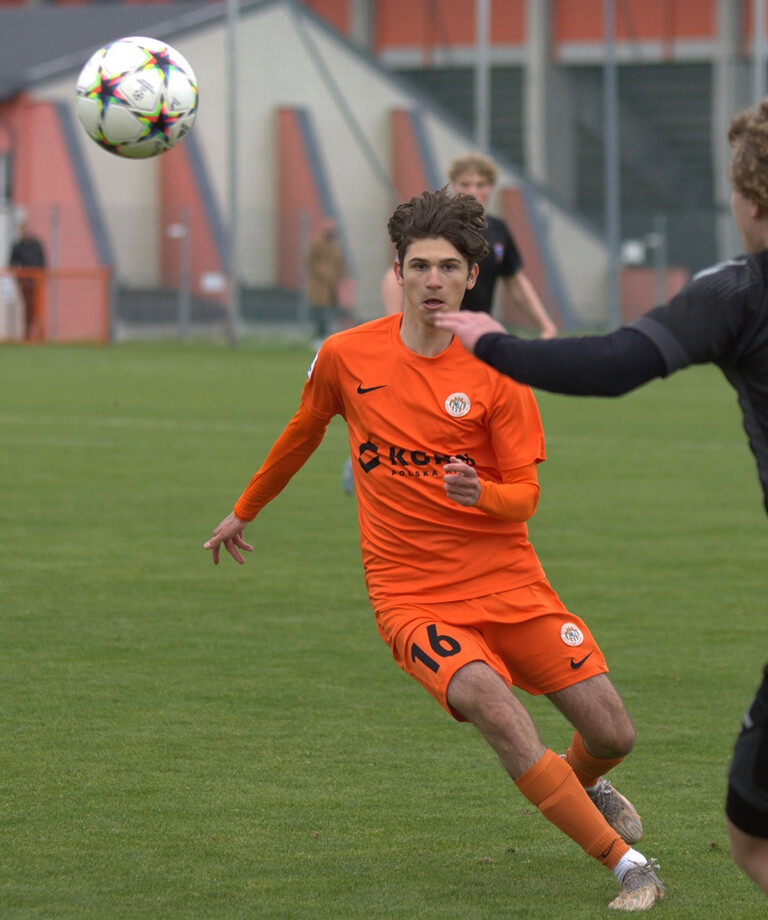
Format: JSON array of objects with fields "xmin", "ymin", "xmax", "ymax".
[
  {"xmin": 432, "ymin": 310, "xmax": 506, "ymax": 353},
  {"xmin": 203, "ymin": 512, "xmax": 253, "ymax": 565}
]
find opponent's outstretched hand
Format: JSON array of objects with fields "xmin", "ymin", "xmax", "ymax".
[
  {"xmin": 204, "ymin": 511, "xmax": 253, "ymax": 565},
  {"xmin": 433, "ymin": 310, "xmax": 506, "ymax": 353}
]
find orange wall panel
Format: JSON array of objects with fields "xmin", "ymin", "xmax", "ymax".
[
  {"xmin": 0, "ymin": 98, "xmax": 111, "ymax": 341},
  {"xmin": 621, "ymin": 266, "xmax": 689, "ymax": 322},
  {"xmin": 554, "ymin": 0, "xmax": 602, "ymax": 42},
  {"xmin": 40, "ymin": 271, "xmax": 111, "ymax": 343},
  {"xmin": 159, "ymin": 143, "xmax": 224, "ymax": 298},
  {"xmin": 303, "ymin": 0, "xmax": 350, "ymax": 34},
  {"xmin": 554, "ymin": 0, "xmax": 715, "ymax": 43},
  {"xmin": 276, "ymin": 108, "xmax": 325, "ymax": 290},
  {"xmin": 499, "ymin": 187, "xmax": 562, "ymax": 329},
  {"xmin": 744, "ymin": 1, "xmax": 768, "ymax": 40},
  {"xmin": 390, "ymin": 110, "xmax": 433, "ymax": 201},
  {"xmin": 373, "ymin": 0, "xmax": 715, "ymax": 54},
  {"xmin": 8, "ymin": 97, "xmax": 101, "ymax": 270},
  {"xmin": 376, "ymin": 0, "xmax": 479, "ymax": 50},
  {"xmin": 491, "ymin": 0, "xmax": 526, "ymax": 44}
]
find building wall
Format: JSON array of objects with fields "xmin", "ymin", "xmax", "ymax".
[{"xmin": 10, "ymin": 0, "xmax": 610, "ymax": 326}]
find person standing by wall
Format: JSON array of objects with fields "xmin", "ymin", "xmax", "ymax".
[
  {"xmin": 9, "ymin": 220, "xmax": 46, "ymax": 340},
  {"xmin": 306, "ymin": 216, "xmax": 346, "ymax": 349}
]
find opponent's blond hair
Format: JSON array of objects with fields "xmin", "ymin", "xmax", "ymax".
[
  {"xmin": 447, "ymin": 153, "xmax": 498, "ymax": 186},
  {"xmin": 729, "ymin": 99, "xmax": 768, "ymax": 208}
]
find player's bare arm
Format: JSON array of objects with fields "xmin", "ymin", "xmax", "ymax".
[
  {"xmin": 433, "ymin": 310, "xmax": 506, "ymax": 352},
  {"xmin": 204, "ymin": 511, "xmax": 253, "ymax": 565},
  {"xmin": 504, "ymin": 272, "xmax": 558, "ymax": 339}
]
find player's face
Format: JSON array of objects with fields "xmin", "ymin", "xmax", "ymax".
[
  {"xmin": 451, "ymin": 170, "xmax": 493, "ymax": 208},
  {"xmin": 395, "ymin": 237, "xmax": 478, "ymax": 324}
]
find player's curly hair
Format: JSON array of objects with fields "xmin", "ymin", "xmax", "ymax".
[
  {"xmin": 387, "ymin": 187, "xmax": 489, "ymax": 268},
  {"xmin": 729, "ymin": 99, "xmax": 768, "ymax": 208}
]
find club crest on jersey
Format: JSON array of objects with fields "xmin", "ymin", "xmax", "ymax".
[
  {"xmin": 561, "ymin": 623, "xmax": 584, "ymax": 647},
  {"xmin": 445, "ymin": 392, "xmax": 470, "ymax": 418}
]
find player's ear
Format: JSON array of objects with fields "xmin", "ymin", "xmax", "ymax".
[
  {"xmin": 393, "ymin": 258, "xmax": 405, "ymax": 286},
  {"xmin": 465, "ymin": 262, "xmax": 479, "ymax": 290}
]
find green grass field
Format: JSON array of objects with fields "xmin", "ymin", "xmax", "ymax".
[{"xmin": 1, "ymin": 340, "xmax": 766, "ymax": 919}]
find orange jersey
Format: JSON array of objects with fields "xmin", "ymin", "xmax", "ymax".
[{"xmin": 298, "ymin": 315, "xmax": 546, "ymax": 608}]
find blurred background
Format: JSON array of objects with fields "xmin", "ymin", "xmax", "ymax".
[{"xmin": 0, "ymin": 0, "xmax": 762, "ymax": 343}]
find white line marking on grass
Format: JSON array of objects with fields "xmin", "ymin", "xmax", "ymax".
[
  {"xmin": 546, "ymin": 434, "xmax": 745, "ymax": 455},
  {"xmin": 0, "ymin": 413, "xmax": 261, "ymax": 436}
]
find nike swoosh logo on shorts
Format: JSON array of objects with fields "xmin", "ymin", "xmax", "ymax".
[
  {"xmin": 570, "ymin": 652, "xmax": 594, "ymax": 670},
  {"xmin": 357, "ymin": 384, "xmax": 387, "ymax": 394}
]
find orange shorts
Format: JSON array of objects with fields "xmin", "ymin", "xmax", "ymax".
[{"xmin": 374, "ymin": 579, "xmax": 608, "ymax": 720}]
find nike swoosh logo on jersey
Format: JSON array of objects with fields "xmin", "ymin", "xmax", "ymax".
[
  {"xmin": 357, "ymin": 384, "xmax": 388, "ymax": 394},
  {"xmin": 570, "ymin": 652, "xmax": 593, "ymax": 670}
]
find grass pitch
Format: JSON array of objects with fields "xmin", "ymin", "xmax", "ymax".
[{"xmin": 1, "ymin": 340, "xmax": 766, "ymax": 919}]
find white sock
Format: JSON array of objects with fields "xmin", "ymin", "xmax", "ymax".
[{"xmin": 613, "ymin": 848, "xmax": 646, "ymax": 881}]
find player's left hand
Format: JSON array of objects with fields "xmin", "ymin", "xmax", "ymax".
[
  {"xmin": 204, "ymin": 512, "xmax": 253, "ymax": 565},
  {"xmin": 443, "ymin": 457, "xmax": 481, "ymax": 507}
]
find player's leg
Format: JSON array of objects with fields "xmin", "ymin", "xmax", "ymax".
[
  {"xmin": 548, "ymin": 674, "xmax": 643, "ymax": 846},
  {"xmin": 445, "ymin": 658, "xmax": 546, "ymax": 776},
  {"xmin": 478, "ymin": 582, "xmax": 642, "ymax": 845},
  {"xmin": 548, "ymin": 673, "xmax": 636, "ymax": 761},
  {"xmin": 376, "ymin": 604, "xmax": 663, "ymax": 909},
  {"xmin": 446, "ymin": 660, "xmax": 626, "ymax": 857},
  {"xmin": 726, "ymin": 819, "xmax": 768, "ymax": 896},
  {"xmin": 447, "ymin": 659, "xmax": 663, "ymax": 909},
  {"xmin": 725, "ymin": 663, "xmax": 768, "ymax": 898}
]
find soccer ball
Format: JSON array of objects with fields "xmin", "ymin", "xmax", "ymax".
[{"xmin": 75, "ymin": 36, "xmax": 198, "ymax": 159}]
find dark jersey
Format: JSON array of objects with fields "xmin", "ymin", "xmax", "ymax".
[
  {"xmin": 10, "ymin": 237, "xmax": 45, "ymax": 267},
  {"xmin": 631, "ymin": 254, "xmax": 768, "ymax": 513},
  {"xmin": 474, "ymin": 248, "xmax": 768, "ymax": 837},
  {"xmin": 461, "ymin": 214, "xmax": 522, "ymax": 313},
  {"xmin": 475, "ymin": 250, "xmax": 768, "ymax": 513}
]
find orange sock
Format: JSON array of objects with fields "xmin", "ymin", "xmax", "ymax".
[
  {"xmin": 566, "ymin": 731, "xmax": 624, "ymax": 788},
  {"xmin": 515, "ymin": 748, "xmax": 629, "ymax": 870}
]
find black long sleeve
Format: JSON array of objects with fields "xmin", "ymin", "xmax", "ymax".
[{"xmin": 474, "ymin": 327, "xmax": 667, "ymax": 396}]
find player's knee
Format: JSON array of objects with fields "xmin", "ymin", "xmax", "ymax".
[
  {"xmin": 589, "ymin": 719, "xmax": 636, "ymax": 759},
  {"xmin": 612, "ymin": 720, "xmax": 637, "ymax": 757}
]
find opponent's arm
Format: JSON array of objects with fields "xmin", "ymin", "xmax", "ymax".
[
  {"xmin": 443, "ymin": 459, "xmax": 540, "ymax": 522},
  {"xmin": 474, "ymin": 327, "xmax": 665, "ymax": 395},
  {"xmin": 433, "ymin": 311, "xmax": 666, "ymax": 396},
  {"xmin": 204, "ymin": 402, "xmax": 329, "ymax": 565}
]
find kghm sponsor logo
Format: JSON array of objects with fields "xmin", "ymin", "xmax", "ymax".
[{"xmin": 356, "ymin": 442, "xmax": 475, "ymax": 476}]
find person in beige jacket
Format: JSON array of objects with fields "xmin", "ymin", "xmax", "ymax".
[{"xmin": 306, "ymin": 217, "xmax": 346, "ymax": 346}]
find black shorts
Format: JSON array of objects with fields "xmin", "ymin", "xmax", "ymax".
[{"xmin": 726, "ymin": 664, "xmax": 768, "ymax": 839}]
